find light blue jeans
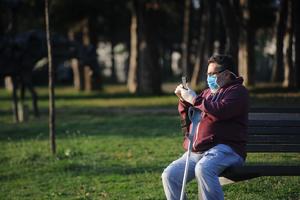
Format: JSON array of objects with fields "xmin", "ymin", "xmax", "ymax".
[{"xmin": 161, "ymin": 144, "xmax": 244, "ymax": 200}]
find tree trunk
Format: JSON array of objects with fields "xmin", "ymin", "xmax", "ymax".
[
  {"xmin": 110, "ymin": 41, "xmax": 117, "ymax": 82},
  {"xmin": 45, "ymin": 0, "xmax": 56, "ymax": 155},
  {"xmin": 182, "ymin": 0, "xmax": 191, "ymax": 78},
  {"xmin": 191, "ymin": 37, "xmax": 206, "ymax": 88},
  {"xmin": 68, "ymin": 29, "xmax": 85, "ymax": 91},
  {"xmin": 272, "ymin": 0, "xmax": 288, "ymax": 82},
  {"xmin": 70, "ymin": 58, "xmax": 84, "ymax": 91},
  {"xmin": 11, "ymin": 76, "xmax": 19, "ymax": 123},
  {"xmin": 82, "ymin": 19, "xmax": 102, "ymax": 91},
  {"xmin": 283, "ymin": 0, "xmax": 294, "ymax": 88},
  {"xmin": 238, "ymin": 40, "xmax": 247, "ymax": 80},
  {"xmin": 127, "ymin": 0, "xmax": 138, "ymax": 93},
  {"xmin": 239, "ymin": 0, "xmax": 255, "ymax": 86},
  {"xmin": 137, "ymin": 2, "xmax": 161, "ymax": 94},
  {"xmin": 191, "ymin": 0, "xmax": 217, "ymax": 87},
  {"xmin": 218, "ymin": 0, "xmax": 239, "ymax": 75},
  {"xmin": 5, "ymin": 76, "xmax": 14, "ymax": 91},
  {"xmin": 246, "ymin": 24, "xmax": 255, "ymax": 86},
  {"xmin": 110, "ymin": 5, "xmax": 117, "ymax": 83},
  {"xmin": 294, "ymin": 0, "xmax": 300, "ymax": 88},
  {"xmin": 191, "ymin": 0, "xmax": 205, "ymax": 88},
  {"xmin": 84, "ymin": 66, "xmax": 93, "ymax": 91},
  {"xmin": 207, "ymin": 0, "xmax": 216, "ymax": 56},
  {"xmin": 18, "ymin": 103, "xmax": 29, "ymax": 122}
]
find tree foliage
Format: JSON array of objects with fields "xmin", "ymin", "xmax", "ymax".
[{"xmin": 1, "ymin": 0, "xmax": 300, "ymax": 92}]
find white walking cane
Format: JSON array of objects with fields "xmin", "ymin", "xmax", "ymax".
[{"xmin": 179, "ymin": 106, "xmax": 202, "ymax": 200}]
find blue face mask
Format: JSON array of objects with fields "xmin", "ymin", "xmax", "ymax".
[{"xmin": 207, "ymin": 75, "xmax": 219, "ymax": 92}]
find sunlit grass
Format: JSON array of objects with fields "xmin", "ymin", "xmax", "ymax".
[
  {"xmin": 0, "ymin": 85, "xmax": 179, "ymax": 111},
  {"xmin": 1, "ymin": 84, "xmax": 300, "ymax": 112}
]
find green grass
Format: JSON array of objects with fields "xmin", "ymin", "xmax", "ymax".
[{"xmin": 0, "ymin": 85, "xmax": 300, "ymax": 199}]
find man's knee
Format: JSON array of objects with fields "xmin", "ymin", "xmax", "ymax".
[
  {"xmin": 162, "ymin": 168, "xmax": 179, "ymax": 184},
  {"xmin": 195, "ymin": 162, "xmax": 213, "ymax": 179},
  {"xmin": 162, "ymin": 168, "xmax": 172, "ymax": 183},
  {"xmin": 161, "ymin": 169, "xmax": 168, "ymax": 181}
]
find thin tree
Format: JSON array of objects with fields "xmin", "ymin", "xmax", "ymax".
[
  {"xmin": 182, "ymin": 0, "xmax": 191, "ymax": 79},
  {"xmin": 191, "ymin": 0, "xmax": 205, "ymax": 88},
  {"xmin": 191, "ymin": 0, "xmax": 216, "ymax": 88},
  {"xmin": 282, "ymin": 0, "xmax": 294, "ymax": 88},
  {"xmin": 272, "ymin": 0, "xmax": 288, "ymax": 83},
  {"xmin": 295, "ymin": 0, "xmax": 300, "ymax": 88},
  {"xmin": 127, "ymin": 0, "xmax": 138, "ymax": 93},
  {"xmin": 238, "ymin": 0, "xmax": 255, "ymax": 86},
  {"xmin": 218, "ymin": 0, "xmax": 239, "ymax": 75},
  {"xmin": 45, "ymin": 0, "xmax": 56, "ymax": 154}
]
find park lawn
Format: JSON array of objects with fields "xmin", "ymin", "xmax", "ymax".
[
  {"xmin": 0, "ymin": 85, "xmax": 300, "ymax": 199},
  {"xmin": 0, "ymin": 85, "xmax": 178, "ymax": 112}
]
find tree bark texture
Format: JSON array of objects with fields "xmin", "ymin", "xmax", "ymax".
[
  {"xmin": 191, "ymin": 0, "xmax": 205, "ymax": 88},
  {"xmin": 127, "ymin": 0, "xmax": 138, "ymax": 93},
  {"xmin": 191, "ymin": 0, "xmax": 216, "ymax": 87},
  {"xmin": 218, "ymin": 0, "xmax": 239, "ymax": 75},
  {"xmin": 45, "ymin": 0, "xmax": 56, "ymax": 155},
  {"xmin": 137, "ymin": 2, "xmax": 161, "ymax": 94},
  {"xmin": 272, "ymin": 0, "xmax": 288, "ymax": 82},
  {"xmin": 282, "ymin": 0, "xmax": 294, "ymax": 88},
  {"xmin": 294, "ymin": 0, "xmax": 300, "ymax": 88},
  {"xmin": 70, "ymin": 58, "xmax": 84, "ymax": 91},
  {"xmin": 238, "ymin": 0, "xmax": 255, "ymax": 86},
  {"xmin": 182, "ymin": 0, "xmax": 191, "ymax": 78}
]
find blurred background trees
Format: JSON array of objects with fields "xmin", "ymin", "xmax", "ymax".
[{"xmin": 1, "ymin": 0, "xmax": 300, "ymax": 95}]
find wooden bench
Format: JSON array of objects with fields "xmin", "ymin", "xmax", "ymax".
[
  {"xmin": 220, "ymin": 113, "xmax": 300, "ymax": 185},
  {"xmin": 250, "ymin": 107, "xmax": 300, "ymax": 113}
]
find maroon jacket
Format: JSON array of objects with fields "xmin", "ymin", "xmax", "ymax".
[{"xmin": 178, "ymin": 77, "xmax": 249, "ymax": 159}]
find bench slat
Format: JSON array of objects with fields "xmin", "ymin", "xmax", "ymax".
[
  {"xmin": 249, "ymin": 120, "xmax": 300, "ymax": 127},
  {"xmin": 246, "ymin": 144, "xmax": 300, "ymax": 152},
  {"xmin": 250, "ymin": 107, "xmax": 300, "ymax": 113},
  {"xmin": 248, "ymin": 135, "xmax": 300, "ymax": 144},
  {"xmin": 248, "ymin": 127, "xmax": 300, "ymax": 135}
]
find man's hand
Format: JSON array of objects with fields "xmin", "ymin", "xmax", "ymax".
[
  {"xmin": 174, "ymin": 84, "xmax": 183, "ymax": 99},
  {"xmin": 174, "ymin": 84, "xmax": 196, "ymax": 105},
  {"xmin": 181, "ymin": 84, "xmax": 196, "ymax": 104}
]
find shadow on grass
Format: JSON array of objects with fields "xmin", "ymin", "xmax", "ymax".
[
  {"xmin": 0, "ymin": 110, "xmax": 180, "ymax": 141},
  {"xmin": 62, "ymin": 162, "xmax": 163, "ymax": 176},
  {"xmin": 0, "ymin": 172, "xmax": 20, "ymax": 182},
  {"xmin": 0, "ymin": 110, "xmax": 13, "ymax": 116}
]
